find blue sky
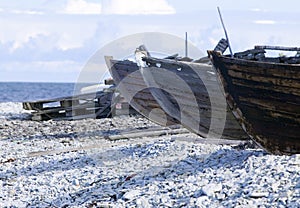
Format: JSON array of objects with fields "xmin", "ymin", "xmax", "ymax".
[{"xmin": 1, "ymin": 0, "xmax": 300, "ymax": 82}]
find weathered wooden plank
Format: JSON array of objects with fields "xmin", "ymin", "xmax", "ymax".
[
  {"xmin": 140, "ymin": 57, "xmax": 249, "ymax": 140},
  {"xmin": 26, "ymin": 126, "xmax": 188, "ymax": 158},
  {"xmin": 231, "ymin": 78, "xmax": 300, "ymax": 97},
  {"xmin": 227, "ymin": 70, "xmax": 300, "ymax": 88},
  {"xmin": 31, "ymin": 105, "xmax": 109, "ymax": 121},
  {"xmin": 224, "ymin": 58, "xmax": 300, "ymax": 79},
  {"xmin": 108, "ymin": 57, "xmax": 179, "ymax": 126},
  {"xmin": 240, "ymin": 105, "xmax": 299, "ymax": 135},
  {"xmin": 234, "ymin": 48, "xmax": 265, "ymax": 58},
  {"xmin": 23, "ymin": 86, "xmax": 115, "ymax": 121},
  {"xmin": 239, "ymin": 97, "xmax": 300, "ymax": 115},
  {"xmin": 23, "ymin": 91, "xmax": 108, "ymax": 111},
  {"xmin": 173, "ymin": 136, "xmax": 247, "ymax": 145},
  {"xmin": 255, "ymin": 45, "xmax": 300, "ymax": 51},
  {"xmin": 213, "ymin": 38, "xmax": 229, "ymax": 54},
  {"xmin": 240, "ymin": 101, "xmax": 300, "ymax": 124},
  {"xmin": 229, "ymin": 82, "xmax": 300, "ymax": 105}
]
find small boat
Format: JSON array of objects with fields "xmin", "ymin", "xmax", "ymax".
[
  {"xmin": 136, "ymin": 49, "xmax": 249, "ymax": 140},
  {"xmin": 208, "ymin": 46, "xmax": 300, "ymax": 154},
  {"xmin": 105, "ymin": 54, "xmax": 179, "ymax": 126}
]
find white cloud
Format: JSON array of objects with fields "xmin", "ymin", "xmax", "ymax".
[
  {"xmin": 63, "ymin": 0, "xmax": 102, "ymax": 15},
  {"xmin": 62, "ymin": 0, "xmax": 175, "ymax": 15},
  {"xmin": 0, "ymin": 15, "xmax": 99, "ymax": 52},
  {"xmin": 254, "ymin": 20, "xmax": 276, "ymax": 25},
  {"xmin": 8, "ymin": 31, "xmax": 49, "ymax": 53},
  {"xmin": 250, "ymin": 8, "xmax": 268, "ymax": 12},
  {"xmin": 56, "ymin": 32, "xmax": 87, "ymax": 51},
  {"xmin": 11, "ymin": 10, "xmax": 44, "ymax": 15},
  {"xmin": 103, "ymin": 0, "xmax": 175, "ymax": 15}
]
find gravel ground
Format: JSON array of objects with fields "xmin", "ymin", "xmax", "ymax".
[{"xmin": 0, "ymin": 102, "xmax": 299, "ymax": 208}]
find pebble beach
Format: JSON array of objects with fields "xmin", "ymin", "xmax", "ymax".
[{"xmin": 0, "ymin": 102, "xmax": 299, "ymax": 207}]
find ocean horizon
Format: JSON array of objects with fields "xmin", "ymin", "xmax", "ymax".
[{"xmin": 0, "ymin": 82, "xmax": 99, "ymax": 102}]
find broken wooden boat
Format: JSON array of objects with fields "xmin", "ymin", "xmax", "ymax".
[
  {"xmin": 208, "ymin": 46, "xmax": 300, "ymax": 154},
  {"xmin": 136, "ymin": 49, "xmax": 249, "ymax": 140},
  {"xmin": 23, "ymin": 87, "xmax": 115, "ymax": 121},
  {"xmin": 105, "ymin": 54, "xmax": 179, "ymax": 126}
]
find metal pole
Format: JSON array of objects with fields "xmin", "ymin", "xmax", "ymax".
[
  {"xmin": 217, "ymin": 7, "xmax": 233, "ymax": 57},
  {"xmin": 185, "ymin": 32, "xmax": 188, "ymax": 57}
]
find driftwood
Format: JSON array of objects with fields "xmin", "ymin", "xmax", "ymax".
[
  {"xmin": 25, "ymin": 125, "xmax": 247, "ymax": 159},
  {"xmin": 26, "ymin": 126, "xmax": 189, "ymax": 158}
]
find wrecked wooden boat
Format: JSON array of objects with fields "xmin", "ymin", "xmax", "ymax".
[
  {"xmin": 208, "ymin": 46, "xmax": 300, "ymax": 154},
  {"xmin": 105, "ymin": 55, "xmax": 179, "ymax": 126},
  {"xmin": 136, "ymin": 50, "xmax": 249, "ymax": 140},
  {"xmin": 23, "ymin": 87, "xmax": 115, "ymax": 121}
]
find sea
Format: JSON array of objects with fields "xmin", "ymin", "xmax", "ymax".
[{"xmin": 0, "ymin": 82, "xmax": 92, "ymax": 102}]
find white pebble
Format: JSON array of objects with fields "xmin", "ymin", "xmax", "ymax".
[
  {"xmin": 202, "ymin": 183, "xmax": 222, "ymax": 197},
  {"xmin": 123, "ymin": 189, "xmax": 141, "ymax": 200}
]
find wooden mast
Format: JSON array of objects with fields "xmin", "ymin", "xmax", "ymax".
[{"xmin": 217, "ymin": 7, "xmax": 233, "ymax": 57}]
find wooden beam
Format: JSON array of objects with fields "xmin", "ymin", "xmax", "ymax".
[{"xmin": 255, "ymin": 45, "xmax": 300, "ymax": 51}]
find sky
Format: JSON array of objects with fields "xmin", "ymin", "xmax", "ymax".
[{"xmin": 1, "ymin": 0, "xmax": 300, "ymax": 82}]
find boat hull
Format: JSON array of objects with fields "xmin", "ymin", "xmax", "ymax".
[
  {"xmin": 107, "ymin": 58, "xmax": 179, "ymax": 126},
  {"xmin": 140, "ymin": 57, "xmax": 249, "ymax": 140},
  {"xmin": 209, "ymin": 50, "xmax": 300, "ymax": 154}
]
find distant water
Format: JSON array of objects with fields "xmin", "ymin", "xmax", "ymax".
[{"xmin": 0, "ymin": 82, "xmax": 79, "ymax": 102}]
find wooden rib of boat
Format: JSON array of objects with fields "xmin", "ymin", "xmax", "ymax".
[
  {"xmin": 137, "ymin": 55, "xmax": 249, "ymax": 140},
  {"xmin": 105, "ymin": 56, "xmax": 179, "ymax": 126},
  {"xmin": 208, "ymin": 46, "xmax": 300, "ymax": 154}
]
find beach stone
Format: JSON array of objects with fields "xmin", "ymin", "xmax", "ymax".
[
  {"xmin": 123, "ymin": 189, "xmax": 141, "ymax": 200},
  {"xmin": 216, "ymin": 193, "xmax": 226, "ymax": 200},
  {"xmin": 195, "ymin": 196, "xmax": 210, "ymax": 207},
  {"xmin": 136, "ymin": 197, "xmax": 151, "ymax": 208},
  {"xmin": 249, "ymin": 191, "xmax": 269, "ymax": 198},
  {"xmin": 193, "ymin": 189, "xmax": 204, "ymax": 198},
  {"xmin": 202, "ymin": 183, "xmax": 222, "ymax": 197},
  {"xmin": 1, "ymin": 103, "xmax": 300, "ymax": 207},
  {"xmin": 72, "ymin": 179, "xmax": 80, "ymax": 186},
  {"xmin": 271, "ymin": 181, "xmax": 281, "ymax": 192}
]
